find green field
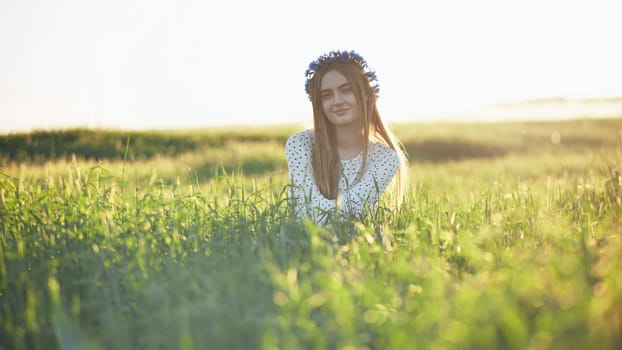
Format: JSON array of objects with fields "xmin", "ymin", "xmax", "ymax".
[{"xmin": 1, "ymin": 118, "xmax": 621, "ymax": 349}]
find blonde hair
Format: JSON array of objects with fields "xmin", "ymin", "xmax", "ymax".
[{"xmin": 308, "ymin": 61, "xmax": 408, "ymax": 201}]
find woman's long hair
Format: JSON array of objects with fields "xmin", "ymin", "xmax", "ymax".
[{"xmin": 308, "ymin": 61, "xmax": 408, "ymax": 201}]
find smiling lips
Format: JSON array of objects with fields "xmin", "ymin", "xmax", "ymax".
[{"xmin": 334, "ymin": 108, "xmax": 349, "ymax": 116}]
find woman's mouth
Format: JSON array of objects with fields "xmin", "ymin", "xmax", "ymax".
[{"xmin": 335, "ymin": 108, "xmax": 349, "ymax": 116}]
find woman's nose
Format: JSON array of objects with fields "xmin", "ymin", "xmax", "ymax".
[{"xmin": 333, "ymin": 91, "xmax": 344, "ymax": 105}]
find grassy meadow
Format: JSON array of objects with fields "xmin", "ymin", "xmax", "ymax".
[{"xmin": 1, "ymin": 118, "xmax": 621, "ymax": 349}]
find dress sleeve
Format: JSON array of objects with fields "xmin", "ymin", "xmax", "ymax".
[
  {"xmin": 339, "ymin": 144, "xmax": 401, "ymax": 217},
  {"xmin": 285, "ymin": 130, "xmax": 337, "ymax": 221}
]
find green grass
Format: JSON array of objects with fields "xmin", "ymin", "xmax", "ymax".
[{"xmin": 1, "ymin": 118, "xmax": 621, "ymax": 349}]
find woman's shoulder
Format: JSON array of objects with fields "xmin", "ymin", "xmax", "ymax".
[
  {"xmin": 370, "ymin": 141, "xmax": 399, "ymax": 159},
  {"xmin": 286, "ymin": 129, "xmax": 313, "ymax": 149},
  {"xmin": 369, "ymin": 141, "xmax": 401, "ymax": 170},
  {"xmin": 285, "ymin": 130, "xmax": 313, "ymax": 161}
]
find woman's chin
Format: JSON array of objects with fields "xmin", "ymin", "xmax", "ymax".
[{"xmin": 328, "ymin": 115, "xmax": 358, "ymax": 126}]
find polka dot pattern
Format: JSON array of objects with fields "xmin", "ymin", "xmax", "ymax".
[{"xmin": 285, "ymin": 129, "xmax": 400, "ymax": 223}]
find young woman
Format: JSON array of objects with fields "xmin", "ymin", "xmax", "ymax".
[{"xmin": 285, "ymin": 50, "xmax": 408, "ymax": 224}]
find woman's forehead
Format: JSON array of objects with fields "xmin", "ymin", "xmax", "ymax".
[{"xmin": 320, "ymin": 70, "xmax": 350, "ymax": 90}]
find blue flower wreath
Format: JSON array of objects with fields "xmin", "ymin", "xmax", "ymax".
[{"xmin": 304, "ymin": 50, "xmax": 379, "ymax": 100}]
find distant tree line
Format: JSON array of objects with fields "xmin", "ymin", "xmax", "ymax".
[
  {"xmin": 0, "ymin": 129, "xmax": 289, "ymax": 163},
  {"xmin": 1, "ymin": 119, "xmax": 618, "ymax": 163}
]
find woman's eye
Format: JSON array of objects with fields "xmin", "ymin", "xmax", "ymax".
[
  {"xmin": 340, "ymin": 86, "xmax": 353, "ymax": 94},
  {"xmin": 321, "ymin": 93, "xmax": 332, "ymax": 99}
]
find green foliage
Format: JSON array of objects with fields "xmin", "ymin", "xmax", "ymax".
[
  {"xmin": 1, "ymin": 119, "xmax": 621, "ymax": 349},
  {"xmin": 0, "ymin": 126, "xmax": 297, "ymax": 163},
  {"xmin": 2, "ymin": 118, "xmax": 621, "ymax": 165}
]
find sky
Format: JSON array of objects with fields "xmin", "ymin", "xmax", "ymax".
[{"xmin": 1, "ymin": 0, "xmax": 622, "ymax": 133}]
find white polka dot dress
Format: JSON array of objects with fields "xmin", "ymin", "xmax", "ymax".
[{"xmin": 285, "ymin": 129, "xmax": 401, "ymax": 223}]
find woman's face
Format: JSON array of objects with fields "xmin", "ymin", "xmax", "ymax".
[{"xmin": 319, "ymin": 70, "xmax": 361, "ymax": 127}]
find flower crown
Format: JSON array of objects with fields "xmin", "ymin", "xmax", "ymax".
[{"xmin": 304, "ymin": 50, "xmax": 379, "ymax": 100}]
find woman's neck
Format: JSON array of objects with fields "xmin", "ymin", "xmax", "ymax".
[{"xmin": 334, "ymin": 124, "xmax": 364, "ymax": 160}]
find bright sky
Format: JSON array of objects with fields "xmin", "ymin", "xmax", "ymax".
[{"xmin": 1, "ymin": 0, "xmax": 621, "ymax": 132}]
